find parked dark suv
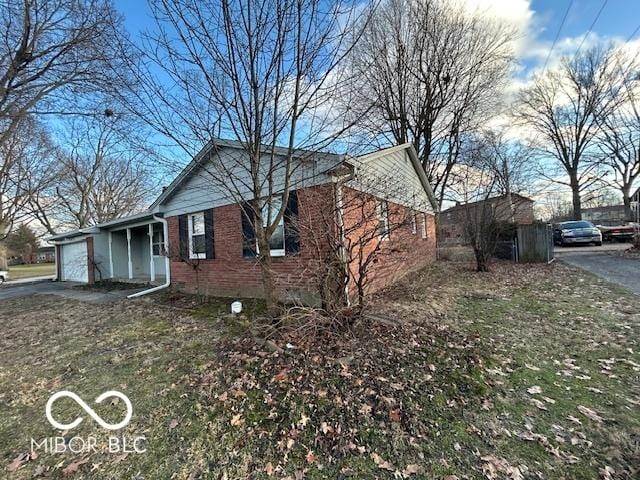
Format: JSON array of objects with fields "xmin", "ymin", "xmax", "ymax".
[{"xmin": 553, "ymin": 221, "xmax": 602, "ymax": 247}]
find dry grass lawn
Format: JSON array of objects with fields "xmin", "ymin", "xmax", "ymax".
[{"xmin": 0, "ymin": 261, "xmax": 638, "ymax": 479}]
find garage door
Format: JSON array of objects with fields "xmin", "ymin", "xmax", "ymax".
[{"xmin": 61, "ymin": 241, "xmax": 88, "ymax": 282}]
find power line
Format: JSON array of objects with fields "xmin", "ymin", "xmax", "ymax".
[
  {"xmin": 542, "ymin": 0, "xmax": 574, "ymax": 72},
  {"xmin": 574, "ymin": 0, "xmax": 609, "ymax": 57}
]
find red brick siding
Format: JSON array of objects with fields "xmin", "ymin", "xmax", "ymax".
[
  {"xmin": 341, "ymin": 186, "xmax": 436, "ymax": 297},
  {"xmin": 167, "ymin": 185, "xmax": 334, "ymax": 300},
  {"xmin": 166, "ymin": 184, "xmax": 436, "ymax": 300}
]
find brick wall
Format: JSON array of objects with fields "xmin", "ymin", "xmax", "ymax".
[
  {"xmin": 341, "ymin": 186, "xmax": 436, "ymax": 298},
  {"xmin": 166, "ymin": 184, "xmax": 436, "ymax": 301},
  {"xmin": 167, "ymin": 185, "xmax": 334, "ymax": 301}
]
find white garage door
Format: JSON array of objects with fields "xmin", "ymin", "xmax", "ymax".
[{"xmin": 61, "ymin": 241, "xmax": 88, "ymax": 283}]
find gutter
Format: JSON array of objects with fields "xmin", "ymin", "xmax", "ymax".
[{"xmin": 127, "ymin": 215, "xmax": 171, "ymax": 299}]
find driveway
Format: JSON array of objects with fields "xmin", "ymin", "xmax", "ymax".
[
  {"xmin": 555, "ymin": 243, "xmax": 640, "ymax": 295},
  {"xmin": 0, "ymin": 280, "xmax": 147, "ymax": 303}
]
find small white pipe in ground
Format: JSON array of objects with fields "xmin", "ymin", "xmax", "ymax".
[{"xmin": 127, "ymin": 215, "xmax": 171, "ymax": 299}]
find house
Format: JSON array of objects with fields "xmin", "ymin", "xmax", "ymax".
[
  {"xmin": 581, "ymin": 205, "xmax": 629, "ymax": 225},
  {"xmin": 47, "ymin": 140, "xmax": 439, "ymax": 302},
  {"xmin": 35, "ymin": 246, "xmax": 55, "ymax": 263},
  {"xmin": 439, "ymin": 193, "xmax": 535, "ymax": 245}
]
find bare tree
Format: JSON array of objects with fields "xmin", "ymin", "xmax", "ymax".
[
  {"xmin": 28, "ymin": 115, "xmax": 156, "ymax": 233},
  {"xmin": 122, "ymin": 0, "xmax": 368, "ymax": 315},
  {"xmin": 298, "ymin": 161, "xmax": 432, "ymax": 316},
  {"xmin": 516, "ymin": 45, "xmax": 623, "ymax": 220},
  {"xmin": 343, "ymin": 0, "xmax": 516, "ymax": 207},
  {"xmin": 450, "ymin": 132, "xmax": 532, "ymax": 271},
  {"xmin": 0, "ymin": 0, "xmax": 130, "ymax": 149},
  {"xmin": 596, "ymin": 60, "xmax": 640, "ymax": 220},
  {"xmin": 476, "ymin": 129, "xmax": 536, "ymax": 222},
  {"xmin": 0, "ymin": 117, "xmax": 53, "ymax": 268}
]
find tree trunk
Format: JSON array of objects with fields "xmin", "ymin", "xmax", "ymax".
[
  {"xmin": 622, "ymin": 186, "xmax": 632, "ymax": 221},
  {"xmin": 256, "ymin": 229, "xmax": 278, "ymax": 317},
  {"xmin": 0, "ymin": 241, "xmax": 7, "ymax": 270},
  {"xmin": 0, "ymin": 222, "xmax": 9, "ymax": 270},
  {"xmin": 474, "ymin": 248, "xmax": 489, "ymax": 272},
  {"xmin": 569, "ymin": 172, "xmax": 582, "ymax": 220}
]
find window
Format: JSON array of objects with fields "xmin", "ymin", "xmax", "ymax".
[
  {"xmin": 411, "ymin": 211, "xmax": 417, "ymax": 234},
  {"xmin": 188, "ymin": 212, "xmax": 206, "ymax": 259},
  {"xmin": 261, "ymin": 196, "xmax": 285, "ymax": 257},
  {"xmin": 377, "ymin": 200, "xmax": 390, "ymax": 240},
  {"xmin": 152, "ymin": 223, "xmax": 165, "ymax": 256},
  {"xmin": 421, "ymin": 213, "xmax": 428, "ymax": 239}
]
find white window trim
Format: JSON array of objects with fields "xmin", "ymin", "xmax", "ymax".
[
  {"xmin": 152, "ymin": 224, "xmax": 165, "ymax": 257},
  {"xmin": 378, "ymin": 200, "xmax": 390, "ymax": 241},
  {"xmin": 257, "ymin": 197, "xmax": 286, "ymax": 257},
  {"xmin": 188, "ymin": 212, "xmax": 206, "ymax": 260},
  {"xmin": 411, "ymin": 212, "xmax": 417, "ymax": 234},
  {"xmin": 421, "ymin": 213, "xmax": 428, "ymax": 239}
]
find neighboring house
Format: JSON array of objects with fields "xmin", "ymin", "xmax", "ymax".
[
  {"xmin": 35, "ymin": 246, "xmax": 55, "ymax": 263},
  {"xmin": 582, "ymin": 205, "xmax": 629, "ymax": 226},
  {"xmin": 48, "ymin": 140, "xmax": 439, "ymax": 302},
  {"xmin": 439, "ymin": 193, "xmax": 535, "ymax": 245}
]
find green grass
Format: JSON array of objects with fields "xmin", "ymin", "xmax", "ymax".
[
  {"xmin": 7, "ymin": 263, "xmax": 55, "ymax": 280},
  {"xmin": 0, "ymin": 261, "xmax": 638, "ymax": 479}
]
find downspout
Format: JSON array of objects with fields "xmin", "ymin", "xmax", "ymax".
[
  {"xmin": 334, "ymin": 179, "xmax": 350, "ymax": 306},
  {"xmin": 127, "ymin": 215, "xmax": 171, "ymax": 299}
]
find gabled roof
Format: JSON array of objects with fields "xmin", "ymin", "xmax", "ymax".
[
  {"xmin": 150, "ymin": 138, "xmax": 343, "ymax": 210},
  {"xmin": 351, "ymin": 143, "xmax": 439, "ymax": 213},
  {"xmin": 441, "ymin": 193, "xmax": 534, "ymax": 215}
]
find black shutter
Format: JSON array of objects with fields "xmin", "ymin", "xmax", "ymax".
[
  {"xmin": 204, "ymin": 209, "xmax": 215, "ymax": 259},
  {"xmin": 241, "ymin": 201, "xmax": 256, "ymax": 258},
  {"xmin": 178, "ymin": 214, "xmax": 188, "ymax": 261},
  {"xmin": 284, "ymin": 190, "xmax": 300, "ymax": 255}
]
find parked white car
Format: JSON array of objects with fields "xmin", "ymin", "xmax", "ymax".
[{"xmin": 0, "ymin": 270, "xmax": 8, "ymax": 284}]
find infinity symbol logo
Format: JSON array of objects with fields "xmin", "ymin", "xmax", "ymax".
[{"xmin": 45, "ymin": 391, "xmax": 133, "ymax": 431}]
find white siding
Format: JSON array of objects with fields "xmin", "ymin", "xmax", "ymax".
[
  {"xmin": 347, "ymin": 148, "xmax": 434, "ymax": 213},
  {"xmin": 160, "ymin": 146, "xmax": 342, "ymax": 216}
]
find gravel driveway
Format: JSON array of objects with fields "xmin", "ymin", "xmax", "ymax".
[{"xmin": 556, "ymin": 244, "xmax": 640, "ymax": 295}]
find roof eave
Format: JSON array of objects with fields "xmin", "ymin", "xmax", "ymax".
[{"xmin": 405, "ymin": 144, "xmax": 439, "ymax": 213}]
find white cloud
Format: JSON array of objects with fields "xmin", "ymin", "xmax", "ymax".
[{"xmin": 458, "ymin": 0, "xmax": 535, "ymax": 55}]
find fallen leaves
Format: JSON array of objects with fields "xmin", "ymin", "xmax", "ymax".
[
  {"xmin": 481, "ymin": 455, "xmax": 524, "ymax": 480},
  {"xmin": 370, "ymin": 452, "xmax": 394, "ymax": 472},
  {"xmin": 577, "ymin": 405, "xmax": 604, "ymax": 423},
  {"xmin": 230, "ymin": 413, "xmax": 244, "ymax": 426},
  {"xmin": 389, "ymin": 408, "xmax": 401, "ymax": 423},
  {"xmin": 7, "ymin": 452, "xmax": 29, "ymax": 472},
  {"xmin": 305, "ymin": 450, "xmax": 316, "ymax": 465},
  {"xmin": 62, "ymin": 457, "xmax": 89, "ymax": 477},
  {"xmin": 403, "ymin": 463, "xmax": 421, "ymax": 475}
]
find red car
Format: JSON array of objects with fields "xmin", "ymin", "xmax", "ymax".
[{"xmin": 597, "ymin": 223, "xmax": 638, "ymax": 242}]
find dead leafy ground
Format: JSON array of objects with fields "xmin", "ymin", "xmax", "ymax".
[{"xmin": 1, "ymin": 261, "xmax": 638, "ymax": 479}]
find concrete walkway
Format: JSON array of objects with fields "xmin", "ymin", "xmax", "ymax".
[
  {"xmin": 4, "ymin": 275, "xmax": 56, "ymax": 285},
  {"xmin": 0, "ymin": 280, "xmax": 144, "ymax": 304}
]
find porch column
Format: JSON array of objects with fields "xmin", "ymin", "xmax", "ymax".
[
  {"xmin": 126, "ymin": 228, "xmax": 133, "ymax": 279},
  {"xmin": 148, "ymin": 223, "xmax": 155, "ymax": 282},
  {"xmin": 108, "ymin": 231, "xmax": 114, "ymax": 278}
]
